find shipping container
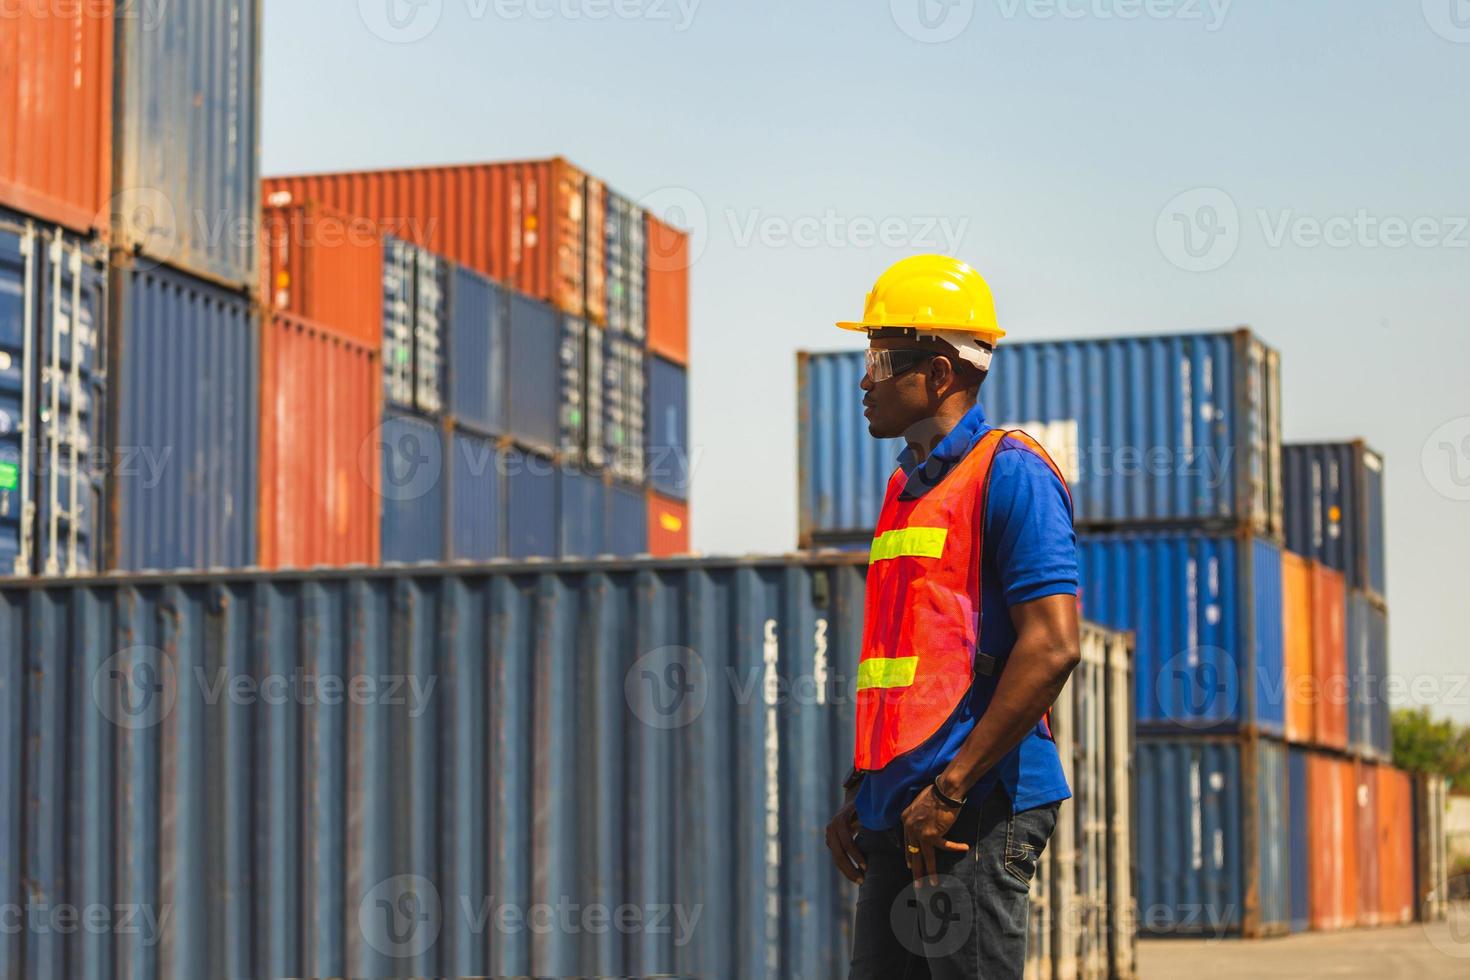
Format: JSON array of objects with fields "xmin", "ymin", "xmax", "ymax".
[
  {"xmin": 1281, "ymin": 551, "xmax": 1313, "ymax": 743},
  {"xmin": 1286, "ymin": 747, "xmax": 1311, "ymax": 932},
  {"xmin": 584, "ymin": 178, "xmax": 607, "ymax": 327},
  {"xmin": 1283, "ymin": 442, "xmax": 1386, "ymax": 604},
  {"xmin": 1376, "ymin": 765, "xmax": 1415, "ymax": 925},
  {"xmin": 0, "ymin": 557, "xmax": 1134, "ymax": 980},
  {"xmin": 559, "ymin": 467, "xmax": 606, "ymax": 558},
  {"xmin": 0, "ymin": 1, "xmax": 113, "ymax": 235},
  {"xmin": 380, "ymin": 238, "xmax": 447, "ymax": 416},
  {"xmin": 605, "ymin": 334, "xmax": 648, "ymax": 485},
  {"xmin": 108, "ymin": 260, "xmax": 257, "ymax": 571},
  {"xmin": 1077, "ymin": 532, "xmax": 1284, "ymax": 734},
  {"xmin": 1306, "ymin": 752, "xmax": 1359, "ymax": 930},
  {"xmin": 1311, "ymin": 563, "xmax": 1349, "ymax": 751},
  {"xmin": 379, "ymin": 414, "xmax": 445, "ymax": 564},
  {"xmin": 646, "ymin": 213, "xmax": 690, "ymax": 365},
  {"xmin": 263, "ymin": 158, "xmax": 606, "ymax": 322},
  {"xmin": 1348, "ymin": 592, "xmax": 1390, "ymax": 760},
  {"xmin": 258, "ymin": 313, "xmax": 379, "ymax": 569},
  {"xmin": 647, "ymin": 491, "xmax": 690, "ymax": 557},
  {"xmin": 1413, "ymin": 772, "xmax": 1449, "ymax": 923},
  {"xmin": 1355, "ymin": 760, "xmax": 1381, "ymax": 926},
  {"xmin": 505, "ymin": 292, "xmax": 559, "ymax": 452},
  {"xmin": 260, "ymin": 203, "xmax": 384, "ymax": 348},
  {"xmin": 648, "ymin": 354, "xmax": 690, "ymax": 500},
  {"xmin": 447, "ymin": 427, "xmax": 502, "ymax": 561},
  {"xmin": 448, "ymin": 266, "xmax": 507, "ymax": 436},
  {"xmin": 114, "ymin": 0, "xmax": 261, "ymax": 290},
  {"xmin": 585, "ymin": 319, "xmax": 605, "ymax": 469},
  {"xmin": 0, "ymin": 216, "xmax": 108, "ymax": 577},
  {"xmin": 607, "ymin": 482, "xmax": 649, "ymax": 556},
  {"xmin": 506, "ymin": 445, "xmax": 557, "ymax": 558},
  {"xmin": 606, "ymin": 192, "xmax": 647, "ymax": 341},
  {"xmin": 559, "ymin": 315, "xmax": 590, "ymax": 465},
  {"xmin": 1134, "ymin": 735, "xmax": 1288, "ymax": 937},
  {"xmin": 797, "ymin": 330, "xmax": 1284, "ymax": 546}
]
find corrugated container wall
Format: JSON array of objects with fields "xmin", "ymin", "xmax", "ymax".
[
  {"xmin": 797, "ymin": 330, "xmax": 1284, "ymax": 546},
  {"xmin": 260, "ymin": 204, "xmax": 384, "ymax": 348},
  {"xmin": 0, "ymin": 1, "xmax": 112, "ymax": 235},
  {"xmin": 1281, "ymin": 551, "xmax": 1313, "ymax": 743},
  {"xmin": 380, "ymin": 240, "xmax": 445, "ymax": 417},
  {"xmin": 262, "ymin": 159, "xmax": 605, "ymax": 322},
  {"xmin": 506, "ymin": 446, "xmax": 557, "ymax": 558},
  {"xmin": 1414, "ymin": 773, "xmax": 1450, "ymax": 923},
  {"xmin": 1134, "ymin": 735, "xmax": 1288, "ymax": 937},
  {"xmin": 648, "ymin": 492, "xmax": 690, "ymax": 556},
  {"xmin": 1355, "ymin": 760, "xmax": 1381, "ymax": 927},
  {"xmin": 259, "ymin": 313, "xmax": 380, "ymax": 569},
  {"xmin": 1376, "ymin": 766, "xmax": 1415, "ymax": 925},
  {"xmin": 114, "ymin": 0, "xmax": 261, "ymax": 291},
  {"xmin": 646, "ymin": 214, "xmax": 690, "ymax": 365},
  {"xmin": 1287, "ymin": 747, "xmax": 1311, "ymax": 932},
  {"xmin": 559, "ymin": 315, "xmax": 590, "ymax": 465},
  {"xmin": 0, "ymin": 217, "xmax": 108, "ymax": 577},
  {"xmin": 108, "ymin": 261, "xmax": 257, "ymax": 571},
  {"xmin": 649, "ymin": 355, "xmax": 690, "ymax": 500},
  {"xmin": 606, "ymin": 193, "xmax": 647, "ymax": 341},
  {"xmin": 505, "ymin": 293, "xmax": 559, "ymax": 452},
  {"xmin": 447, "ymin": 427, "xmax": 503, "ymax": 560},
  {"xmin": 1310, "ymin": 563, "xmax": 1349, "ymax": 751},
  {"xmin": 0, "ymin": 558, "xmax": 1135, "ymax": 980},
  {"xmin": 1348, "ymin": 592, "xmax": 1391, "ymax": 760},
  {"xmin": 559, "ymin": 468, "xmax": 607, "ymax": 558},
  {"xmin": 1077, "ymin": 532, "xmax": 1284, "ymax": 733},
  {"xmin": 605, "ymin": 334, "xmax": 648, "ymax": 485},
  {"xmin": 379, "ymin": 414, "xmax": 445, "ymax": 564},
  {"xmin": 607, "ymin": 483, "xmax": 648, "ymax": 555},
  {"xmin": 1307, "ymin": 752, "xmax": 1359, "ymax": 931},
  {"xmin": 449, "ymin": 267, "xmax": 507, "ymax": 436},
  {"xmin": 1284, "ymin": 442, "xmax": 1387, "ymax": 604}
]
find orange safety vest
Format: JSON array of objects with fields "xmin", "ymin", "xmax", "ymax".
[{"xmin": 853, "ymin": 428, "xmax": 1071, "ymax": 771}]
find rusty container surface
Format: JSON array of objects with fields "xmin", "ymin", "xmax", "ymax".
[
  {"xmin": 1310, "ymin": 563, "xmax": 1349, "ymax": 750},
  {"xmin": 0, "ymin": 0, "xmax": 113, "ymax": 235},
  {"xmin": 1376, "ymin": 766, "xmax": 1416, "ymax": 925},
  {"xmin": 1282, "ymin": 551, "xmax": 1314, "ymax": 744},
  {"xmin": 262, "ymin": 158, "xmax": 604, "ymax": 323},
  {"xmin": 1355, "ymin": 760, "xmax": 1381, "ymax": 926},
  {"xmin": 1306, "ymin": 752, "xmax": 1359, "ymax": 930},
  {"xmin": 647, "ymin": 491, "xmax": 690, "ymax": 556},
  {"xmin": 1413, "ymin": 772, "xmax": 1450, "ymax": 923},
  {"xmin": 260, "ymin": 204, "xmax": 384, "ymax": 349},
  {"xmin": 645, "ymin": 213, "xmax": 690, "ymax": 365},
  {"xmin": 258, "ymin": 312, "xmax": 381, "ymax": 569}
]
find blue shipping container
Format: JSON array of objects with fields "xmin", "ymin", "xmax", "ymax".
[
  {"xmin": 1347, "ymin": 592, "xmax": 1391, "ymax": 760},
  {"xmin": 113, "ymin": 0, "xmax": 262, "ymax": 291},
  {"xmin": 382, "ymin": 239, "xmax": 446, "ymax": 416},
  {"xmin": 447, "ymin": 427, "xmax": 502, "ymax": 560},
  {"xmin": 607, "ymin": 482, "xmax": 648, "ymax": 555},
  {"xmin": 506, "ymin": 293, "xmax": 559, "ymax": 452},
  {"xmin": 797, "ymin": 330, "xmax": 1283, "ymax": 545},
  {"xmin": 506, "ymin": 445, "xmax": 557, "ymax": 558},
  {"xmin": 1283, "ymin": 442, "xmax": 1386, "ymax": 603},
  {"xmin": 379, "ymin": 414, "xmax": 445, "ymax": 564},
  {"xmin": 1135, "ymin": 736, "xmax": 1288, "ymax": 937},
  {"xmin": 448, "ymin": 267, "xmax": 507, "ymax": 434},
  {"xmin": 649, "ymin": 354, "xmax": 690, "ymax": 500},
  {"xmin": 1079, "ymin": 532, "xmax": 1285, "ymax": 733},
  {"xmin": 110, "ymin": 261, "xmax": 257, "ymax": 571},
  {"xmin": 605, "ymin": 193, "xmax": 647, "ymax": 341},
  {"xmin": 1287, "ymin": 746, "xmax": 1311, "ymax": 933},
  {"xmin": 559, "ymin": 316, "xmax": 589, "ymax": 466},
  {"xmin": 0, "ymin": 216, "xmax": 107, "ymax": 576},
  {"xmin": 559, "ymin": 467, "xmax": 606, "ymax": 558}
]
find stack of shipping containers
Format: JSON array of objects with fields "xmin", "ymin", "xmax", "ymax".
[
  {"xmin": 262, "ymin": 160, "xmax": 692, "ymax": 562},
  {"xmin": 2, "ymin": 1, "xmax": 261, "ymax": 576}
]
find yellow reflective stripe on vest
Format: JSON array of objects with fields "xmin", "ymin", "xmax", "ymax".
[
  {"xmin": 869, "ymin": 526, "xmax": 948, "ymax": 563},
  {"xmin": 856, "ymin": 656, "xmax": 920, "ymax": 691}
]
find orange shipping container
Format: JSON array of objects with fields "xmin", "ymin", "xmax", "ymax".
[
  {"xmin": 1355, "ymin": 760, "xmax": 1381, "ymax": 927},
  {"xmin": 259, "ymin": 313, "xmax": 381, "ymax": 569},
  {"xmin": 646, "ymin": 213, "xmax": 690, "ymax": 365},
  {"xmin": 261, "ymin": 203, "xmax": 384, "ymax": 348},
  {"xmin": 1307, "ymin": 752, "xmax": 1359, "ymax": 930},
  {"xmin": 1311, "ymin": 563, "xmax": 1349, "ymax": 750},
  {"xmin": 262, "ymin": 158, "xmax": 606, "ymax": 324},
  {"xmin": 1376, "ymin": 766, "xmax": 1416, "ymax": 925},
  {"xmin": 647, "ymin": 492, "xmax": 690, "ymax": 557},
  {"xmin": 1282, "ymin": 551, "xmax": 1314, "ymax": 743},
  {"xmin": 0, "ymin": 0, "xmax": 113, "ymax": 234}
]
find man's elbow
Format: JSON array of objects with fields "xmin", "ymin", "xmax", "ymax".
[{"xmin": 1051, "ymin": 638, "xmax": 1082, "ymax": 677}]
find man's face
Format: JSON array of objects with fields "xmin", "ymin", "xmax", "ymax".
[{"xmin": 860, "ymin": 336, "xmax": 945, "ymax": 440}]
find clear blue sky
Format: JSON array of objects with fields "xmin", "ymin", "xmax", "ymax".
[{"xmin": 264, "ymin": 0, "xmax": 1470, "ymax": 722}]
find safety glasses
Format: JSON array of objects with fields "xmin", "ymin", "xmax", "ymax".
[{"xmin": 864, "ymin": 348, "xmax": 937, "ymax": 383}]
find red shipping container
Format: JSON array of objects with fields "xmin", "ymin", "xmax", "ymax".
[
  {"xmin": 1376, "ymin": 766, "xmax": 1416, "ymax": 925},
  {"xmin": 1307, "ymin": 752, "xmax": 1359, "ymax": 930},
  {"xmin": 262, "ymin": 158, "xmax": 606, "ymax": 324},
  {"xmin": 647, "ymin": 491, "xmax": 690, "ymax": 557},
  {"xmin": 646, "ymin": 213, "xmax": 690, "ymax": 365},
  {"xmin": 259, "ymin": 313, "xmax": 381, "ymax": 569},
  {"xmin": 1355, "ymin": 760, "xmax": 1381, "ymax": 927},
  {"xmin": 1282, "ymin": 551, "xmax": 1314, "ymax": 743},
  {"xmin": 0, "ymin": 0, "xmax": 112, "ymax": 234},
  {"xmin": 261, "ymin": 203, "xmax": 384, "ymax": 348},
  {"xmin": 1310, "ymin": 563, "xmax": 1349, "ymax": 749}
]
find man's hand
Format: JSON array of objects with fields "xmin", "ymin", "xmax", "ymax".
[
  {"xmin": 825, "ymin": 796, "xmax": 866, "ymax": 884},
  {"xmin": 901, "ymin": 785, "xmax": 968, "ymax": 884}
]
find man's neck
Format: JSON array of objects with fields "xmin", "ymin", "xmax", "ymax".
[{"xmin": 904, "ymin": 399, "xmax": 974, "ymax": 466}]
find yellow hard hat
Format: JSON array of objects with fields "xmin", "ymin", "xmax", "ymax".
[{"xmin": 836, "ymin": 254, "xmax": 1005, "ymax": 343}]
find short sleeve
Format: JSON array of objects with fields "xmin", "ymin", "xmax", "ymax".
[{"xmin": 983, "ymin": 442, "xmax": 1079, "ymax": 606}]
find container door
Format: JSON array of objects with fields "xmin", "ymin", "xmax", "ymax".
[
  {"xmin": 383, "ymin": 240, "xmax": 416, "ymax": 410},
  {"xmin": 1362, "ymin": 448, "xmax": 1386, "ymax": 599},
  {"xmin": 607, "ymin": 336, "xmax": 648, "ymax": 485},
  {"xmin": 414, "ymin": 248, "xmax": 446, "ymax": 415},
  {"xmin": 627, "ymin": 206, "xmax": 647, "ymax": 342},
  {"xmin": 0, "ymin": 223, "xmax": 37, "ymax": 573},
  {"xmin": 585, "ymin": 324, "xmax": 605, "ymax": 469},
  {"xmin": 506, "ymin": 293, "xmax": 559, "ymax": 452},
  {"xmin": 559, "ymin": 315, "xmax": 587, "ymax": 465}
]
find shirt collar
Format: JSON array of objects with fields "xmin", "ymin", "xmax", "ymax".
[{"xmin": 896, "ymin": 401, "xmax": 991, "ymax": 496}]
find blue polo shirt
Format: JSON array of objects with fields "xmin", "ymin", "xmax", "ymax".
[{"xmin": 855, "ymin": 400, "xmax": 1079, "ymax": 830}]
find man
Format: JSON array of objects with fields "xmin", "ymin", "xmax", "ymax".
[{"xmin": 823, "ymin": 255, "xmax": 1081, "ymax": 979}]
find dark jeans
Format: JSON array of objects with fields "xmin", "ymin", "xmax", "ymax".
[{"xmin": 849, "ymin": 786, "xmax": 1060, "ymax": 980}]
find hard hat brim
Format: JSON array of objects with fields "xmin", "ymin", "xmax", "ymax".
[{"xmin": 835, "ymin": 320, "xmax": 1007, "ymax": 342}]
